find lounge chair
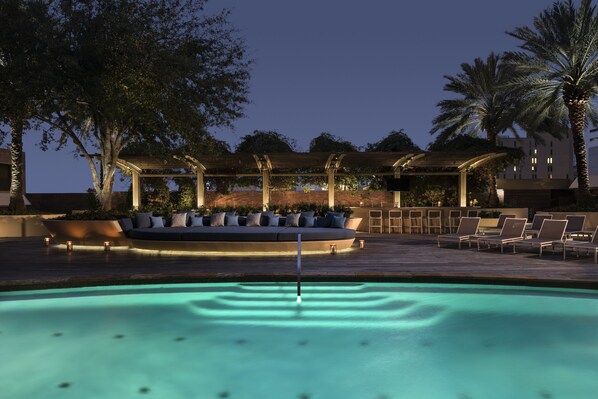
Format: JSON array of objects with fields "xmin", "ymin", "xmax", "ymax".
[
  {"xmin": 514, "ymin": 219, "xmax": 568, "ymax": 256},
  {"xmin": 480, "ymin": 213, "xmax": 516, "ymax": 235},
  {"xmin": 437, "ymin": 217, "xmax": 481, "ymax": 249},
  {"xmin": 476, "ymin": 218, "xmax": 527, "ymax": 253},
  {"xmin": 562, "ymin": 226, "xmax": 598, "ymax": 263},
  {"xmin": 563, "ymin": 215, "xmax": 587, "ymax": 240},
  {"xmin": 524, "ymin": 213, "xmax": 553, "ymax": 237}
]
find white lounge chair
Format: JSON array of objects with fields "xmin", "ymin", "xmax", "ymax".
[
  {"xmin": 481, "ymin": 213, "xmax": 516, "ymax": 235},
  {"xmin": 524, "ymin": 213, "xmax": 552, "ymax": 237},
  {"xmin": 514, "ymin": 219, "xmax": 568, "ymax": 256},
  {"xmin": 476, "ymin": 218, "xmax": 527, "ymax": 253},
  {"xmin": 564, "ymin": 215, "xmax": 588, "ymax": 240},
  {"xmin": 562, "ymin": 226, "xmax": 598, "ymax": 263},
  {"xmin": 437, "ymin": 217, "xmax": 481, "ymax": 249}
]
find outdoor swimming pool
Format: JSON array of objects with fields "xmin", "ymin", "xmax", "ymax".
[{"xmin": 1, "ymin": 283, "xmax": 597, "ymax": 399}]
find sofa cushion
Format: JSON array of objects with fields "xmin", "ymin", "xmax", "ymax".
[
  {"xmin": 246, "ymin": 213, "xmax": 261, "ymax": 227},
  {"xmin": 180, "ymin": 226, "xmax": 285, "ymax": 241},
  {"xmin": 190, "ymin": 216, "xmax": 204, "ymax": 227},
  {"xmin": 150, "ymin": 216, "xmax": 165, "ymax": 228},
  {"xmin": 225, "ymin": 215, "xmax": 239, "ymax": 226},
  {"xmin": 277, "ymin": 227, "xmax": 355, "ymax": 241},
  {"xmin": 300, "ymin": 215, "xmax": 315, "ymax": 227},
  {"xmin": 267, "ymin": 215, "xmax": 280, "ymax": 227},
  {"xmin": 171, "ymin": 213, "xmax": 187, "ymax": 228},
  {"xmin": 134, "ymin": 212, "xmax": 152, "ymax": 229},
  {"xmin": 323, "ymin": 212, "xmax": 345, "ymax": 227},
  {"xmin": 285, "ymin": 213, "xmax": 300, "ymax": 227},
  {"xmin": 119, "ymin": 218, "xmax": 134, "ymax": 232},
  {"xmin": 260, "ymin": 210, "xmax": 275, "ymax": 226},
  {"xmin": 331, "ymin": 215, "xmax": 346, "ymax": 228},
  {"xmin": 128, "ymin": 227, "xmax": 186, "ymax": 240},
  {"xmin": 210, "ymin": 212, "xmax": 225, "ymax": 227}
]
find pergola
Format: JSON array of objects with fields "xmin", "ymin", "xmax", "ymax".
[{"xmin": 116, "ymin": 151, "xmax": 510, "ymax": 209}]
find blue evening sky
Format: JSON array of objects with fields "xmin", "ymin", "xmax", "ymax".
[{"xmin": 21, "ymin": 0, "xmax": 556, "ymax": 192}]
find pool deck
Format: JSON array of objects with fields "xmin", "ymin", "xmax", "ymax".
[{"xmin": 2, "ymin": 233, "xmax": 598, "ymax": 291}]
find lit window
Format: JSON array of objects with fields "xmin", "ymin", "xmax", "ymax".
[
  {"xmin": 532, "ymin": 165, "xmax": 536, "ymax": 172},
  {"xmin": 513, "ymin": 166, "xmax": 517, "ymax": 172},
  {"xmin": 549, "ymin": 173, "xmax": 553, "ymax": 179},
  {"xmin": 534, "ymin": 149, "xmax": 537, "ymax": 154},
  {"xmin": 547, "ymin": 157, "xmax": 553, "ymax": 164}
]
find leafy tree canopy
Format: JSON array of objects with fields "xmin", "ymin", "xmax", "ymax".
[
  {"xmin": 235, "ymin": 130, "xmax": 296, "ymax": 153},
  {"xmin": 365, "ymin": 129, "xmax": 420, "ymax": 152},
  {"xmin": 309, "ymin": 132, "xmax": 357, "ymax": 152}
]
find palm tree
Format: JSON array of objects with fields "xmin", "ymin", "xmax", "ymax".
[
  {"xmin": 430, "ymin": 53, "xmax": 518, "ymax": 207},
  {"xmin": 506, "ymin": 0, "xmax": 598, "ymax": 206}
]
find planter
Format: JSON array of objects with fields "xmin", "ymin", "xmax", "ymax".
[
  {"xmin": 0, "ymin": 214, "xmax": 63, "ymax": 238},
  {"xmin": 345, "ymin": 217, "xmax": 363, "ymax": 231},
  {"xmin": 43, "ymin": 220, "xmax": 130, "ymax": 246}
]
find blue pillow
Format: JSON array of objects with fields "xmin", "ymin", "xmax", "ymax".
[
  {"xmin": 331, "ymin": 215, "xmax": 346, "ymax": 229},
  {"xmin": 301, "ymin": 216, "xmax": 315, "ymax": 227},
  {"xmin": 246, "ymin": 213, "xmax": 261, "ymax": 227},
  {"xmin": 134, "ymin": 212, "xmax": 152, "ymax": 229},
  {"xmin": 150, "ymin": 216, "xmax": 164, "ymax": 228},
  {"xmin": 267, "ymin": 215, "xmax": 280, "ymax": 227},
  {"xmin": 260, "ymin": 210, "xmax": 275, "ymax": 226},
  {"xmin": 323, "ymin": 212, "xmax": 345, "ymax": 227},
  {"xmin": 190, "ymin": 216, "xmax": 204, "ymax": 226},
  {"xmin": 226, "ymin": 215, "xmax": 239, "ymax": 226}
]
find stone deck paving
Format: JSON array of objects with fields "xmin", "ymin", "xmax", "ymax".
[{"xmin": 1, "ymin": 233, "xmax": 598, "ymax": 291}]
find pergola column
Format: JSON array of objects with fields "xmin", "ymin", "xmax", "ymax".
[
  {"xmin": 131, "ymin": 170, "xmax": 141, "ymax": 209},
  {"xmin": 262, "ymin": 169, "xmax": 270, "ymax": 211},
  {"xmin": 393, "ymin": 171, "xmax": 401, "ymax": 207},
  {"xmin": 327, "ymin": 168, "xmax": 335, "ymax": 208},
  {"xmin": 458, "ymin": 170, "xmax": 467, "ymax": 207},
  {"xmin": 196, "ymin": 171, "xmax": 205, "ymax": 208}
]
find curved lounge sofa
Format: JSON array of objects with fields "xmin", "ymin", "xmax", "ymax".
[{"xmin": 128, "ymin": 225, "xmax": 356, "ymax": 253}]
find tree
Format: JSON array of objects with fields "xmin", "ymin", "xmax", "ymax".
[
  {"xmin": 309, "ymin": 132, "xmax": 358, "ymax": 152},
  {"xmin": 430, "ymin": 53, "xmax": 519, "ymax": 207},
  {"xmin": 0, "ymin": 0, "xmax": 54, "ymax": 210},
  {"xmin": 37, "ymin": 0, "xmax": 250, "ymax": 209},
  {"xmin": 366, "ymin": 129, "xmax": 420, "ymax": 152},
  {"xmin": 235, "ymin": 130, "xmax": 296, "ymax": 190},
  {"xmin": 506, "ymin": 0, "xmax": 598, "ymax": 206},
  {"xmin": 235, "ymin": 130, "xmax": 296, "ymax": 153}
]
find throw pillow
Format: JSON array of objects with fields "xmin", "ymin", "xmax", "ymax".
[
  {"xmin": 285, "ymin": 213, "xmax": 301, "ymax": 227},
  {"xmin": 150, "ymin": 216, "xmax": 165, "ymax": 228},
  {"xmin": 177, "ymin": 210, "xmax": 195, "ymax": 225},
  {"xmin": 225, "ymin": 215, "xmax": 239, "ymax": 226},
  {"xmin": 260, "ymin": 210, "xmax": 275, "ymax": 226},
  {"xmin": 267, "ymin": 215, "xmax": 280, "ymax": 227},
  {"xmin": 301, "ymin": 216, "xmax": 315, "ymax": 227},
  {"xmin": 134, "ymin": 212, "xmax": 152, "ymax": 229},
  {"xmin": 171, "ymin": 213, "xmax": 187, "ymax": 227},
  {"xmin": 331, "ymin": 215, "xmax": 346, "ymax": 228},
  {"xmin": 300, "ymin": 211, "xmax": 315, "ymax": 219},
  {"xmin": 324, "ymin": 212, "xmax": 345, "ymax": 227},
  {"xmin": 246, "ymin": 213, "xmax": 261, "ymax": 227},
  {"xmin": 190, "ymin": 216, "xmax": 204, "ymax": 227},
  {"xmin": 210, "ymin": 212, "xmax": 226, "ymax": 227}
]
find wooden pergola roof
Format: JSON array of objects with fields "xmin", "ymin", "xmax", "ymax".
[{"xmin": 117, "ymin": 151, "xmax": 509, "ymax": 176}]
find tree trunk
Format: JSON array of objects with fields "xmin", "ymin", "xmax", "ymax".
[
  {"xmin": 486, "ymin": 129, "xmax": 499, "ymax": 207},
  {"xmin": 566, "ymin": 102, "xmax": 592, "ymax": 206},
  {"xmin": 8, "ymin": 119, "xmax": 25, "ymax": 212}
]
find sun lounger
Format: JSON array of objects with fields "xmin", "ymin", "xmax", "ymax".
[
  {"xmin": 562, "ymin": 226, "xmax": 598, "ymax": 263},
  {"xmin": 480, "ymin": 213, "xmax": 516, "ymax": 235},
  {"xmin": 437, "ymin": 217, "xmax": 481, "ymax": 249},
  {"xmin": 514, "ymin": 219, "xmax": 568, "ymax": 256},
  {"xmin": 524, "ymin": 213, "xmax": 552, "ymax": 237},
  {"xmin": 476, "ymin": 218, "xmax": 527, "ymax": 253},
  {"xmin": 563, "ymin": 215, "xmax": 588, "ymax": 240}
]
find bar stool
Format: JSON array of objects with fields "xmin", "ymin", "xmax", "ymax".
[
  {"xmin": 369, "ymin": 209, "xmax": 383, "ymax": 233},
  {"xmin": 448, "ymin": 210, "xmax": 461, "ymax": 233},
  {"xmin": 388, "ymin": 209, "xmax": 403, "ymax": 234},
  {"xmin": 427, "ymin": 209, "xmax": 442, "ymax": 234},
  {"xmin": 407, "ymin": 210, "xmax": 423, "ymax": 234}
]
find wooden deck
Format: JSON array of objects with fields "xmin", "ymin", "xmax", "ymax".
[{"xmin": 2, "ymin": 233, "xmax": 598, "ymax": 291}]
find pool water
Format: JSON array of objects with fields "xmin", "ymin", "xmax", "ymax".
[{"xmin": 1, "ymin": 283, "xmax": 598, "ymax": 399}]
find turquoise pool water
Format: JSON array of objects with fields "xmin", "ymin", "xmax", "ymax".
[{"xmin": 1, "ymin": 283, "xmax": 598, "ymax": 399}]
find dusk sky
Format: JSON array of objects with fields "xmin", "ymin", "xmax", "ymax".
[{"xmin": 19, "ymin": 0, "xmax": 557, "ymax": 193}]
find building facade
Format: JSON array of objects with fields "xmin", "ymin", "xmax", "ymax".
[{"xmin": 496, "ymin": 132, "xmax": 576, "ymax": 209}]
